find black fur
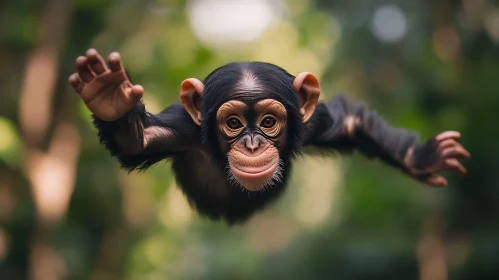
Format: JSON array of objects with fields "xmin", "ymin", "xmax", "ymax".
[
  {"xmin": 93, "ymin": 102, "xmax": 200, "ymax": 171},
  {"xmin": 304, "ymin": 95, "xmax": 420, "ymax": 172},
  {"xmin": 92, "ymin": 62, "xmax": 438, "ymax": 224}
]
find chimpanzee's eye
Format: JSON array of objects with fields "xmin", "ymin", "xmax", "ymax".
[
  {"xmin": 226, "ymin": 117, "xmax": 243, "ymax": 129},
  {"xmin": 260, "ymin": 116, "xmax": 277, "ymax": 128}
]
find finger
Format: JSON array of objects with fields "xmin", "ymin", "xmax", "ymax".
[
  {"xmin": 435, "ymin": 131, "xmax": 461, "ymax": 142},
  {"xmin": 75, "ymin": 56, "xmax": 94, "ymax": 83},
  {"xmin": 425, "ymin": 175, "xmax": 448, "ymax": 187},
  {"xmin": 439, "ymin": 139, "xmax": 460, "ymax": 150},
  {"xmin": 442, "ymin": 147, "xmax": 471, "ymax": 160},
  {"xmin": 107, "ymin": 52, "xmax": 124, "ymax": 72},
  {"xmin": 68, "ymin": 73, "xmax": 84, "ymax": 93},
  {"xmin": 86, "ymin": 48, "xmax": 108, "ymax": 75},
  {"xmin": 444, "ymin": 158, "xmax": 467, "ymax": 175}
]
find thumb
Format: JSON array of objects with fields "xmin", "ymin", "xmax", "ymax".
[{"xmin": 129, "ymin": 84, "xmax": 144, "ymax": 104}]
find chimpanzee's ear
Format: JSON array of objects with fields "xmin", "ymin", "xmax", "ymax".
[
  {"xmin": 180, "ymin": 78, "xmax": 205, "ymax": 126},
  {"xmin": 293, "ymin": 72, "xmax": 321, "ymax": 123}
]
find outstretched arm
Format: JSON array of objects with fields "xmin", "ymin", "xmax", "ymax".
[
  {"xmin": 69, "ymin": 49, "xmax": 200, "ymax": 171},
  {"xmin": 304, "ymin": 95, "xmax": 471, "ymax": 186},
  {"xmin": 91, "ymin": 102, "xmax": 200, "ymax": 171}
]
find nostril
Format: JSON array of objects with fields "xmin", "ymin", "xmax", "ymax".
[
  {"xmin": 245, "ymin": 143, "xmax": 258, "ymax": 152},
  {"xmin": 245, "ymin": 138, "xmax": 260, "ymax": 152}
]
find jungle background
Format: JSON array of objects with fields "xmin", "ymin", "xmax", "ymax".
[{"xmin": 0, "ymin": 0, "xmax": 498, "ymax": 279}]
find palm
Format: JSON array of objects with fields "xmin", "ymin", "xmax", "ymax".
[
  {"xmin": 81, "ymin": 70, "xmax": 133, "ymax": 121},
  {"xmin": 69, "ymin": 49, "xmax": 143, "ymax": 122}
]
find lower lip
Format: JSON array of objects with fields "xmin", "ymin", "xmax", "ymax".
[
  {"xmin": 230, "ymin": 160, "xmax": 279, "ymax": 190},
  {"xmin": 231, "ymin": 159, "xmax": 278, "ymax": 177}
]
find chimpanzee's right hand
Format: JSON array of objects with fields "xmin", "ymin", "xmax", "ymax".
[{"xmin": 69, "ymin": 48, "xmax": 144, "ymax": 122}]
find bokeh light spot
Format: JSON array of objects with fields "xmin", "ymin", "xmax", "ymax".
[
  {"xmin": 371, "ymin": 5, "xmax": 407, "ymax": 44},
  {"xmin": 188, "ymin": 0, "xmax": 282, "ymax": 47},
  {"xmin": 0, "ymin": 117, "xmax": 17, "ymax": 153}
]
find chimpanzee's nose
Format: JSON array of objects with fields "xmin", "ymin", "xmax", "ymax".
[{"xmin": 243, "ymin": 134, "xmax": 264, "ymax": 153}]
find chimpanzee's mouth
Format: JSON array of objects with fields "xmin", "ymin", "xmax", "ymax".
[{"xmin": 228, "ymin": 158, "xmax": 279, "ymax": 191}]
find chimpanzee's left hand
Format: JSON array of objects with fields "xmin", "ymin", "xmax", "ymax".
[{"xmin": 404, "ymin": 131, "xmax": 471, "ymax": 187}]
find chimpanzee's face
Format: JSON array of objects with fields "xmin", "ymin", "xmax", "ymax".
[{"xmin": 215, "ymin": 98, "xmax": 288, "ymax": 191}]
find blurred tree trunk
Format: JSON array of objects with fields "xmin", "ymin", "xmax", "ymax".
[{"xmin": 17, "ymin": 1, "xmax": 78, "ymax": 280}]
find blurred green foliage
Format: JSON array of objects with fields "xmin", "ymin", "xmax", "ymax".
[{"xmin": 0, "ymin": 0, "xmax": 499, "ymax": 279}]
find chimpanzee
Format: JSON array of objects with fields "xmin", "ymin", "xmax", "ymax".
[{"xmin": 69, "ymin": 49, "xmax": 470, "ymax": 224}]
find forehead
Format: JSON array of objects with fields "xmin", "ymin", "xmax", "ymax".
[
  {"xmin": 225, "ymin": 91, "xmax": 273, "ymax": 106},
  {"xmin": 202, "ymin": 65, "xmax": 297, "ymax": 118},
  {"xmin": 224, "ymin": 68, "xmax": 282, "ymax": 103}
]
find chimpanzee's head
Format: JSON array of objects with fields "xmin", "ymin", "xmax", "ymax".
[{"xmin": 179, "ymin": 62, "xmax": 321, "ymax": 191}]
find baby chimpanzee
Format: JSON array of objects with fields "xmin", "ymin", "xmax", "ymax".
[{"xmin": 69, "ymin": 49, "xmax": 470, "ymax": 223}]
